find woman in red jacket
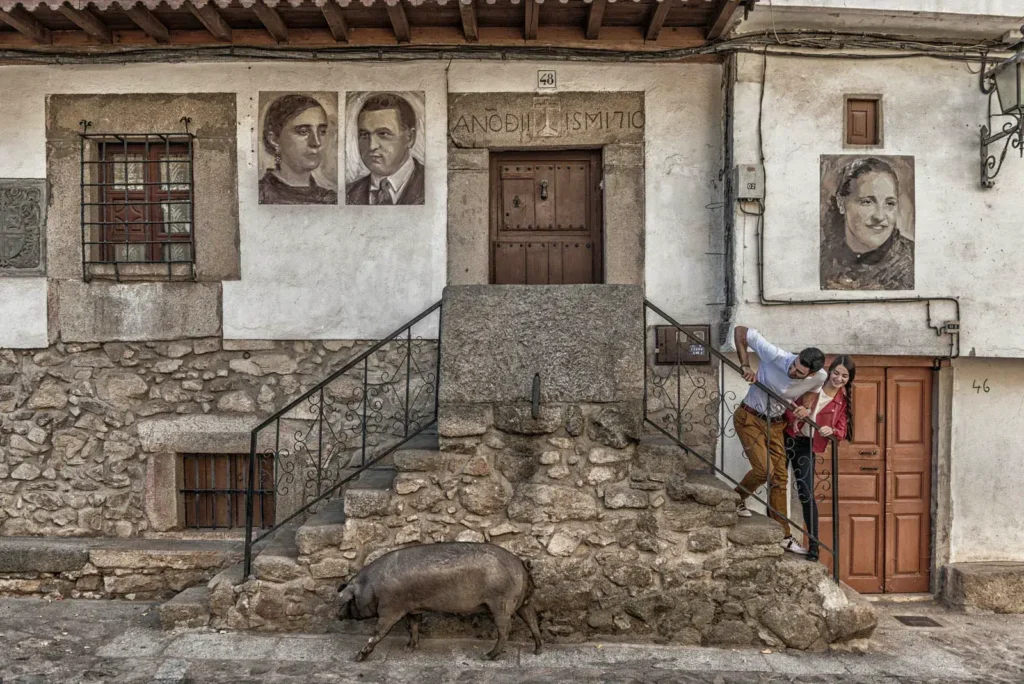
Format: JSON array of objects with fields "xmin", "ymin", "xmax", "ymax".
[{"xmin": 783, "ymin": 355, "xmax": 855, "ymax": 561}]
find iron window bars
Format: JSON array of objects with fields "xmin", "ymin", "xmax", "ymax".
[
  {"xmin": 181, "ymin": 453, "xmax": 276, "ymax": 530},
  {"xmin": 79, "ymin": 119, "xmax": 196, "ymax": 281}
]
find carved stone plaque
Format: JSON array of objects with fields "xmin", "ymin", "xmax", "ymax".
[
  {"xmin": 448, "ymin": 92, "xmax": 645, "ymax": 148},
  {"xmin": 0, "ymin": 179, "xmax": 46, "ymax": 276}
]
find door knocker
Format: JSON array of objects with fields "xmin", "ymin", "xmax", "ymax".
[
  {"xmin": 512, "ymin": 195, "xmax": 521, "ymax": 209},
  {"xmin": 539, "ymin": 180, "xmax": 549, "ymax": 201}
]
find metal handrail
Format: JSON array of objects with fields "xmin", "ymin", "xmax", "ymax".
[
  {"xmin": 242, "ymin": 301, "xmax": 442, "ymax": 577},
  {"xmin": 644, "ymin": 299, "xmax": 841, "ymax": 583}
]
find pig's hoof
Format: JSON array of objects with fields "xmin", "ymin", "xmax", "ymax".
[
  {"xmin": 354, "ymin": 651, "xmax": 369, "ymax": 662},
  {"xmin": 404, "ymin": 643, "xmax": 417, "ymax": 652},
  {"xmin": 533, "ymin": 646, "xmax": 543, "ymax": 656},
  {"xmin": 484, "ymin": 650, "xmax": 502, "ymax": 661}
]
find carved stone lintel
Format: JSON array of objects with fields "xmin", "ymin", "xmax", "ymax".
[{"xmin": 0, "ymin": 179, "xmax": 47, "ymax": 276}]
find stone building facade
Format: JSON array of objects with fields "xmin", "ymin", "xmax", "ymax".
[{"xmin": 0, "ymin": 0, "xmax": 1022, "ymax": 626}]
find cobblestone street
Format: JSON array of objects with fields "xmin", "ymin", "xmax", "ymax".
[{"xmin": 1, "ymin": 597, "xmax": 1022, "ymax": 684}]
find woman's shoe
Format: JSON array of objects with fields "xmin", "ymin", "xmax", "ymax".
[{"xmin": 736, "ymin": 501, "xmax": 753, "ymax": 518}]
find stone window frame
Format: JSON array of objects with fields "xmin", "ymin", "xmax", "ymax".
[
  {"xmin": 140, "ymin": 413, "xmax": 294, "ymax": 536},
  {"xmin": 446, "ymin": 92, "xmax": 645, "ymax": 286},
  {"xmin": 46, "ymin": 94, "xmax": 240, "ymax": 284}
]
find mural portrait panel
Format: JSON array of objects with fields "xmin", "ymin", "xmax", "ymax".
[
  {"xmin": 258, "ymin": 91, "xmax": 338, "ymax": 205},
  {"xmin": 820, "ymin": 154, "xmax": 915, "ymax": 291},
  {"xmin": 345, "ymin": 91, "xmax": 426, "ymax": 206}
]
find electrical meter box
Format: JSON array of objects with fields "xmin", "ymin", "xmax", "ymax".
[{"xmin": 734, "ymin": 164, "xmax": 765, "ymax": 200}]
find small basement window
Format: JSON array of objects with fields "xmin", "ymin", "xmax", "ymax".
[
  {"xmin": 80, "ymin": 132, "xmax": 196, "ymax": 281},
  {"xmin": 180, "ymin": 453, "xmax": 276, "ymax": 530},
  {"xmin": 845, "ymin": 96, "xmax": 881, "ymax": 146}
]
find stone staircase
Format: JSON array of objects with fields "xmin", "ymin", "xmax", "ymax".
[{"xmin": 159, "ymin": 430, "xmax": 877, "ymax": 651}]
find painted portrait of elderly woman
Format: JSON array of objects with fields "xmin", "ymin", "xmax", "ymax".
[
  {"xmin": 258, "ymin": 92, "xmax": 338, "ymax": 205},
  {"xmin": 820, "ymin": 155, "xmax": 915, "ymax": 290}
]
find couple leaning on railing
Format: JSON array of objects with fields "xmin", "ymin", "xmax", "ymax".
[{"xmin": 732, "ymin": 325, "xmax": 855, "ymax": 564}]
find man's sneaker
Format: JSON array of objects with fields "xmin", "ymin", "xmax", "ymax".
[
  {"xmin": 736, "ymin": 501, "xmax": 752, "ymax": 517},
  {"xmin": 782, "ymin": 536, "xmax": 808, "ymax": 555}
]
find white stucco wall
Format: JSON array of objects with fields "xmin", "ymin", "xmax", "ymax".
[
  {"xmin": 0, "ymin": 60, "xmax": 722, "ymax": 342},
  {"xmin": 730, "ymin": 52, "xmax": 1024, "ymax": 358},
  {"xmin": 0, "ymin": 279, "xmax": 48, "ymax": 348},
  {"xmin": 949, "ymin": 358, "xmax": 1024, "ymax": 563}
]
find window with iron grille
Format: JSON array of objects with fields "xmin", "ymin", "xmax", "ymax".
[
  {"xmin": 80, "ymin": 132, "xmax": 196, "ymax": 281},
  {"xmin": 180, "ymin": 453, "xmax": 276, "ymax": 530}
]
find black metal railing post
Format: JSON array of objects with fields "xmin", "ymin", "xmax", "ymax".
[
  {"xmin": 243, "ymin": 429, "xmax": 258, "ymax": 578},
  {"xmin": 831, "ymin": 439, "xmax": 840, "ymax": 582}
]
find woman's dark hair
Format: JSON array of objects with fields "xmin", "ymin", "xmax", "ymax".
[
  {"xmin": 262, "ymin": 94, "xmax": 326, "ymax": 155},
  {"xmin": 829, "ymin": 355, "xmax": 856, "ymax": 441}
]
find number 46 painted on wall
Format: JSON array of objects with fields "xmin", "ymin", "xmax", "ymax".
[{"xmin": 973, "ymin": 379, "xmax": 990, "ymax": 393}]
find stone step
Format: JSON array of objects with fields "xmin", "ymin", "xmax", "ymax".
[
  {"xmin": 296, "ymin": 498, "xmax": 347, "ymax": 556},
  {"xmin": 343, "ymin": 467, "xmax": 396, "ymax": 519},
  {"xmin": 251, "ymin": 520, "xmax": 304, "ymax": 583},
  {"xmin": 727, "ymin": 512, "xmax": 786, "ymax": 546},
  {"xmin": 159, "ymin": 584, "xmax": 211, "ymax": 629},
  {"xmin": 942, "ymin": 561, "xmax": 1024, "ymax": 613},
  {"xmin": 637, "ymin": 435, "xmax": 714, "ymax": 476}
]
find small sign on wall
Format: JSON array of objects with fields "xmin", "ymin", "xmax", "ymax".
[
  {"xmin": 537, "ymin": 70, "xmax": 557, "ymax": 90},
  {"xmin": 655, "ymin": 325, "xmax": 711, "ymax": 365}
]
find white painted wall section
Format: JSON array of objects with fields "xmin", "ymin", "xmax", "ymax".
[
  {"xmin": 949, "ymin": 358, "xmax": 1024, "ymax": 563},
  {"xmin": 730, "ymin": 53, "xmax": 1024, "ymax": 358},
  {"xmin": 0, "ymin": 279, "xmax": 49, "ymax": 348}
]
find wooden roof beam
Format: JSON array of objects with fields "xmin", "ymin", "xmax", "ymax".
[
  {"xmin": 0, "ymin": 6, "xmax": 52, "ymax": 44},
  {"xmin": 385, "ymin": 1, "xmax": 410, "ymax": 44},
  {"xmin": 125, "ymin": 3, "xmax": 169, "ymax": 43},
  {"xmin": 459, "ymin": 0, "xmax": 477, "ymax": 43},
  {"xmin": 706, "ymin": 0, "xmax": 741, "ymax": 40},
  {"xmin": 645, "ymin": 0, "xmax": 672, "ymax": 41},
  {"xmin": 585, "ymin": 0, "xmax": 606, "ymax": 40},
  {"xmin": 253, "ymin": 0, "xmax": 288, "ymax": 43},
  {"xmin": 524, "ymin": 0, "xmax": 538, "ymax": 40},
  {"xmin": 57, "ymin": 2, "xmax": 112, "ymax": 43},
  {"xmin": 320, "ymin": 0, "xmax": 348, "ymax": 42},
  {"xmin": 186, "ymin": 1, "xmax": 231, "ymax": 42}
]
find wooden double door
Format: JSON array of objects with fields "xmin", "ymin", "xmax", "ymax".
[
  {"xmin": 490, "ymin": 151, "xmax": 603, "ymax": 284},
  {"xmin": 816, "ymin": 365, "xmax": 933, "ymax": 593}
]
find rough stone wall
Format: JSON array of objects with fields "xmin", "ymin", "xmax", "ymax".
[
  {"xmin": 216, "ymin": 401, "xmax": 875, "ymax": 649},
  {"xmin": 0, "ymin": 338, "xmax": 432, "ymax": 537}
]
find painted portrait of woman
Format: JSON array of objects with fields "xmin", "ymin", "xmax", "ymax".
[
  {"xmin": 820, "ymin": 155, "xmax": 915, "ymax": 290},
  {"xmin": 258, "ymin": 92, "xmax": 338, "ymax": 205}
]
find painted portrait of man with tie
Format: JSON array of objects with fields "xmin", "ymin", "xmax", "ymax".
[{"xmin": 345, "ymin": 92, "xmax": 425, "ymax": 206}]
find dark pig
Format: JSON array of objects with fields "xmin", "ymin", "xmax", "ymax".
[{"xmin": 337, "ymin": 542, "xmax": 543, "ymax": 661}]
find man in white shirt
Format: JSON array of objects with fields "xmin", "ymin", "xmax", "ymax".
[
  {"xmin": 732, "ymin": 325, "xmax": 826, "ymax": 555},
  {"xmin": 347, "ymin": 93, "xmax": 425, "ymax": 206}
]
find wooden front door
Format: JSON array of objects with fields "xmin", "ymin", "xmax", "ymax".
[
  {"xmin": 490, "ymin": 151, "xmax": 603, "ymax": 284},
  {"xmin": 816, "ymin": 363, "xmax": 933, "ymax": 593}
]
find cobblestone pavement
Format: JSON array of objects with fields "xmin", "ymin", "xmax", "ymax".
[{"xmin": 1, "ymin": 597, "xmax": 1022, "ymax": 683}]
